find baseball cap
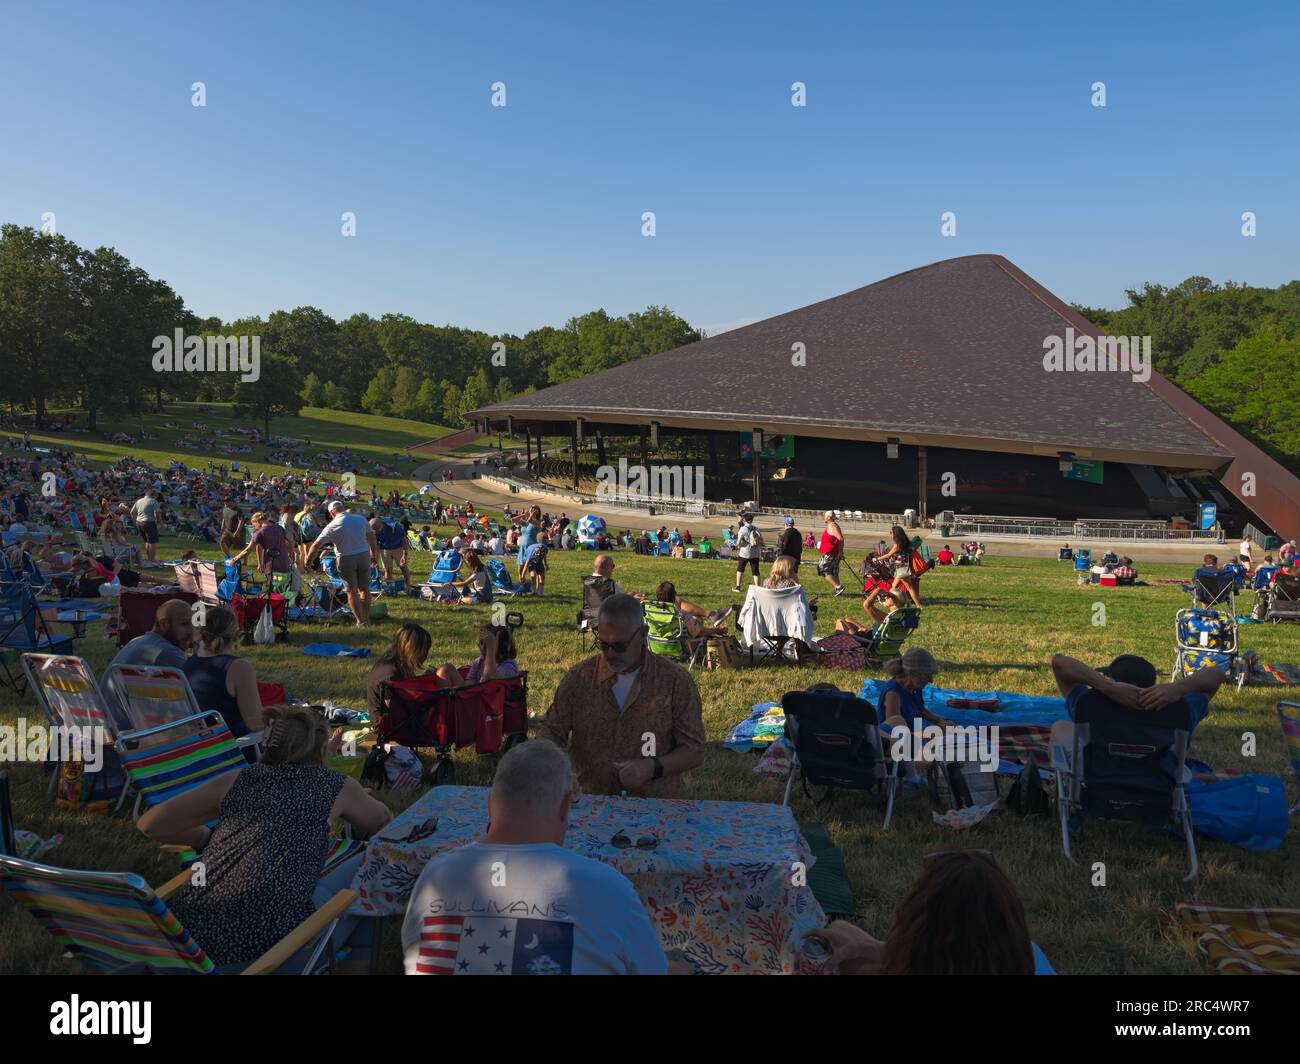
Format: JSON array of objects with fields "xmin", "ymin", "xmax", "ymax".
[
  {"xmin": 327, "ymin": 500, "xmax": 345, "ymax": 513},
  {"xmin": 1097, "ymin": 654, "xmax": 1157, "ymax": 688},
  {"xmin": 784, "ymin": 516, "xmax": 795, "ymax": 525}
]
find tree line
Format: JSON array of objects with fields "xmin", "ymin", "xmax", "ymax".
[
  {"xmin": 0, "ymin": 224, "xmax": 701, "ymax": 433},
  {"xmin": 1074, "ymin": 276, "xmax": 1300, "ymax": 473}
]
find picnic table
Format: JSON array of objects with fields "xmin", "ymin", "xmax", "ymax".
[{"xmin": 351, "ymin": 785, "xmax": 826, "ymax": 974}]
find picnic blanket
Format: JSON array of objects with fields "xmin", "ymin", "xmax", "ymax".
[
  {"xmin": 1252, "ymin": 662, "xmax": 1300, "ymax": 686},
  {"xmin": 725, "ymin": 702, "xmax": 787, "ymax": 750},
  {"xmin": 1176, "ymin": 904, "xmax": 1300, "ymax": 974},
  {"xmin": 302, "ymin": 643, "xmax": 371, "ymax": 658}
]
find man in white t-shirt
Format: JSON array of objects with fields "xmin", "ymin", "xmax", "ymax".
[
  {"xmin": 1238, "ymin": 536, "xmax": 1254, "ymax": 571},
  {"xmin": 401, "ymin": 741, "xmax": 670, "ymax": 976}
]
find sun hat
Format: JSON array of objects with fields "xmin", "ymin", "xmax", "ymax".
[{"xmin": 899, "ymin": 647, "xmax": 939, "ymax": 677}]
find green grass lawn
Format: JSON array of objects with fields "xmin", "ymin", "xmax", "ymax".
[
  {"xmin": 2, "ymin": 536, "xmax": 1297, "ymax": 974},
  {"xmin": 23, "ymin": 402, "xmax": 481, "ymax": 499}
]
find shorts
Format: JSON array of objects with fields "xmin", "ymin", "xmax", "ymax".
[
  {"xmin": 736, "ymin": 555, "xmax": 759, "ymax": 576},
  {"xmin": 382, "ymin": 546, "xmax": 407, "ymax": 566},
  {"xmin": 337, "ymin": 550, "xmax": 371, "ymax": 592},
  {"xmin": 137, "ymin": 520, "xmax": 159, "ymax": 544},
  {"xmin": 817, "ymin": 554, "xmax": 841, "ymax": 579}
]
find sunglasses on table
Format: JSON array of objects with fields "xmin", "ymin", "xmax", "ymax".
[{"xmin": 611, "ymin": 830, "xmax": 659, "ymax": 850}]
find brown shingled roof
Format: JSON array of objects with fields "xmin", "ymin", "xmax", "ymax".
[{"xmin": 473, "ymin": 254, "xmax": 1230, "ymax": 468}]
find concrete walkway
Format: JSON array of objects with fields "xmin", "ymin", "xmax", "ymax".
[{"xmin": 408, "ymin": 452, "xmax": 1226, "ymax": 564}]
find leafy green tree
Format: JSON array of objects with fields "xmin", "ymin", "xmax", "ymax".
[
  {"xmin": 391, "ymin": 366, "xmax": 421, "ymax": 419},
  {"xmin": 300, "ymin": 371, "xmax": 325, "ymax": 406},
  {"xmin": 1184, "ymin": 330, "xmax": 1300, "ymax": 471},
  {"xmin": 232, "ymin": 351, "xmax": 303, "ymax": 438},
  {"xmin": 361, "ymin": 366, "xmax": 396, "ymax": 416},
  {"xmin": 321, "ymin": 380, "xmax": 347, "ymax": 408},
  {"xmin": 415, "ymin": 377, "xmax": 440, "ymax": 421}
]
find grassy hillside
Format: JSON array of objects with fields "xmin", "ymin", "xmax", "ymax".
[{"xmin": 1, "ymin": 525, "xmax": 1296, "ymax": 974}]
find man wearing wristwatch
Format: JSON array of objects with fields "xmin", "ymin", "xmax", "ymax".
[{"xmin": 537, "ymin": 593, "xmax": 706, "ymax": 798}]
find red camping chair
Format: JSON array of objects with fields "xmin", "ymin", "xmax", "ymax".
[
  {"xmin": 116, "ymin": 587, "xmax": 198, "ymax": 647},
  {"xmin": 376, "ymin": 671, "xmax": 528, "ymax": 785},
  {"xmin": 230, "ymin": 591, "xmax": 288, "ymax": 643}
]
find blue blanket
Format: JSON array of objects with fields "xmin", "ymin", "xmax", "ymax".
[
  {"xmin": 303, "ymin": 643, "xmax": 371, "ymax": 658},
  {"xmin": 857, "ymin": 679, "xmax": 1286, "ymax": 851}
]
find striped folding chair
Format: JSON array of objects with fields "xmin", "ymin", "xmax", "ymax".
[
  {"xmin": 1279, "ymin": 701, "xmax": 1300, "ymax": 815},
  {"xmin": 0, "ymin": 854, "xmax": 359, "ymax": 975},
  {"xmin": 860, "ymin": 606, "xmax": 921, "ymax": 665},
  {"xmin": 115, "ymin": 711, "xmax": 246, "ymax": 819},
  {"xmin": 104, "ymin": 664, "xmax": 264, "ymax": 758},
  {"xmin": 21, "ymin": 654, "xmax": 129, "ymax": 804}
]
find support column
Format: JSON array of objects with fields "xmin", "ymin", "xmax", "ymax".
[
  {"xmin": 708, "ymin": 433, "xmax": 719, "ymax": 477},
  {"xmin": 524, "ymin": 429, "xmax": 532, "ymax": 475},
  {"xmin": 596, "ymin": 430, "xmax": 607, "ymax": 469},
  {"xmin": 917, "ymin": 445, "xmax": 928, "ymax": 522},
  {"xmin": 639, "ymin": 425, "xmax": 649, "ymax": 477},
  {"xmin": 571, "ymin": 424, "xmax": 579, "ymax": 490},
  {"xmin": 751, "ymin": 428, "xmax": 763, "ymax": 512}
]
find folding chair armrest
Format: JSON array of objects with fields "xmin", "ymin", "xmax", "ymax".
[
  {"xmin": 155, "ymin": 866, "xmax": 194, "ymax": 901},
  {"xmin": 241, "ymin": 888, "xmax": 359, "ymax": 975},
  {"xmin": 236, "ymin": 730, "xmax": 265, "ymax": 749},
  {"xmin": 1048, "ymin": 740, "xmax": 1071, "ymax": 773}
]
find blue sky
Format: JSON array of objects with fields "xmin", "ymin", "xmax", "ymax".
[{"xmin": 2, "ymin": 0, "xmax": 1296, "ymax": 335}]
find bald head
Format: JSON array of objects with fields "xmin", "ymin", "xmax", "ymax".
[
  {"xmin": 155, "ymin": 599, "xmax": 195, "ymax": 650},
  {"xmin": 593, "ymin": 554, "xmax": 614, "ymax": 577}
]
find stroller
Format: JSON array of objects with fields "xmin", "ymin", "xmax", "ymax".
[
  {"xmin": 1173, "ymin": 608, "xmax": 1246, "ymax": 691},
  {"xmin": 376, "ymin": 671, "xmax": 529, "ymax": 785}
]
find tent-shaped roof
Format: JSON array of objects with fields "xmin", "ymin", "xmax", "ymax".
[
  {"xmin": 475, "ymin": 255, "xmax": 1228, "ymax": 467},
  {"xmin": 473, "ymin": 254, "xmax": 1300, "ymax": 533}
]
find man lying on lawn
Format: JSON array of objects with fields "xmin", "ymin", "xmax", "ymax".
[
  {"xmin": 1048, "ymin": 653, "xmax": 1224, "ymax": 754},
  {"xmin": 536, "ymin": 593, "xmax": 705, "ymax": 797}
]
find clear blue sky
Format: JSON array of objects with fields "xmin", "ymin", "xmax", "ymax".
[{"xmin": 2, "ymin": 0, "xmax": 1296, "ymax": 336}]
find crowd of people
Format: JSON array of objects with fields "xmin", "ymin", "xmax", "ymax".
[{"xmin": 8, "ymin": 434, "xmax": 1285, "ymax": 978}]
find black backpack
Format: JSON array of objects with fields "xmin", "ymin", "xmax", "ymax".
[{"xmin": 1005, "ymin": 757, "xmax": 1050, "ymax": 816}]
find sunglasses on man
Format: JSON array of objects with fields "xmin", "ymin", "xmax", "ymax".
[{"xmin": 596, "ymin": 630, "xmax": 644, "ymax": 654}]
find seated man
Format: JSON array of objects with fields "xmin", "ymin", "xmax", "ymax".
[
  {"xmin": 1101, "ymin": 550, "xmax": 1119, "ymax": 567},
  {"xmin": 936, "ymin": 545, "xmax": 955, "ymax": 566},
  {"xmin": 108, "ymin": 599, "xmax": 195, "ymax": 671},
  {"xmin": 1192, "ymin": 553, "xmax": 1222, "ymax": 582},
  {"xmin": 1112, "ymin": 557, "xmax": 1137, "ymax": 583},
  {"xmin": 1048, "ymin": 653, "xmax": 1223, "ymax": 753},
  {"xmin": 537, "ymin": 594, "xmax": 705, "ymax": 798},
  {"xmin": 401, "ymin": 742, "xmax": 671, "ymax": 975},
  {"xmin": 590, "ymin": 553, "xmax": 642, "ymax": 600}
]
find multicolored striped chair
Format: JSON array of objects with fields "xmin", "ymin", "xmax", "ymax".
[
  {"xmin": 115, "ymin": 711, "xmax": 246, "ymax": 819},
  {"xmin": 104, "ymin": 664, "xmax": 264, "ymax": 758},
  {"xmin": 1279, "ymin": 701, "xmax": 1300, "ymax": 815},
  {"xmin": 21, "ymin": 654, "xmax": 129, "ymax": 804},
  {"xmin": 0, "ymin": 854, "xmax": 359, "ymax": 975}
]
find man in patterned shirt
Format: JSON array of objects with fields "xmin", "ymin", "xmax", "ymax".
[{"xmin": 536, "ymin": 594, "xmax": 705, "ymax": 797}]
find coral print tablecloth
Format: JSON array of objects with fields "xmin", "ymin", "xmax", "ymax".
[{"xmin": 351, "ymin": 785, "xmax": 826, "ymax": 974}]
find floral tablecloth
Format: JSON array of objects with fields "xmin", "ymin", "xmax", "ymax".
[{"xmin": 351, "ymin": 785, "xmax": 826, "ymax": 974}]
